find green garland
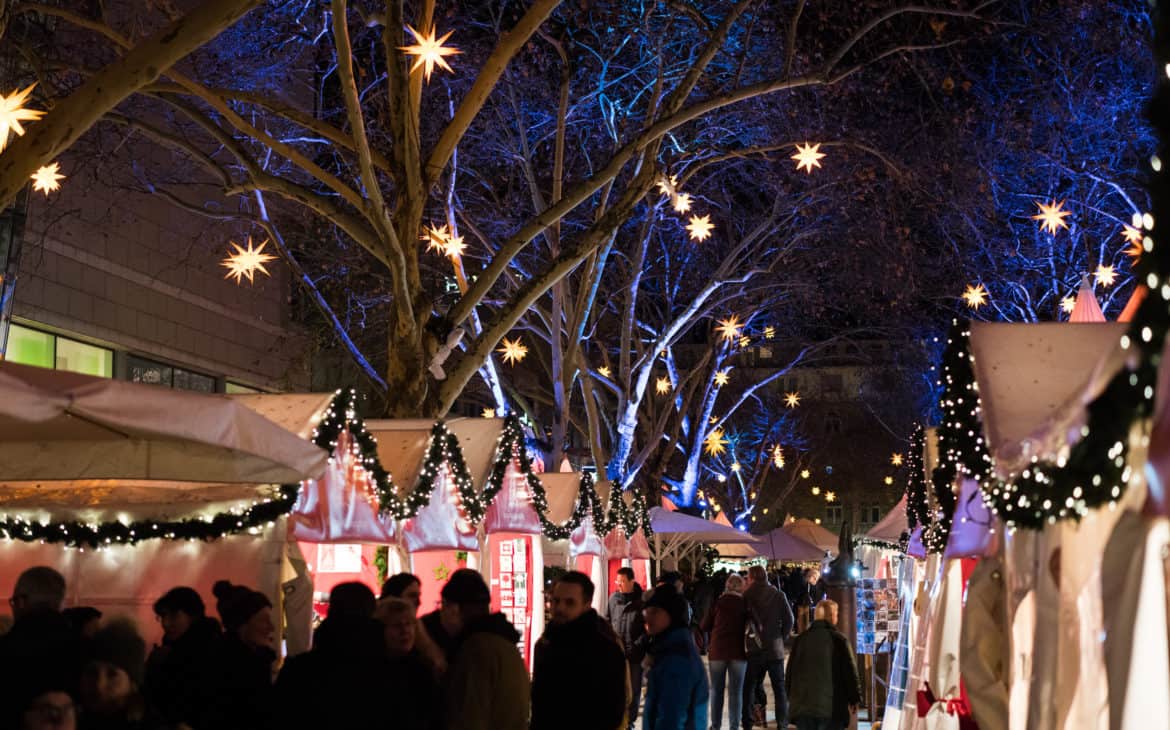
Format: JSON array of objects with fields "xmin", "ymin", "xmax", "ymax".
[
  {"xmin": 534, "ymin": 471, "xmax": 606, "ymax": 540},
  {"xmin": 853, "ymin": 536, "xmax": 905, "ymax": 553},
  {"xmin": 602, "ymin": 481, "xmax": 653, "ymax": 538},
  {"xmin": 0, "ymin": 390, "xmax": 359, "ymax": 548},
  {"xmin": 905, "ymin": 424, "xmax": 929, "ymax": 531}
]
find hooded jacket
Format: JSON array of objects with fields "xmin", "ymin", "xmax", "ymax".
[
  {"xmin": 641, "ymin": 627, "xmax": 709, "ymax": 730},
  {"xmin": 785, "ymin": 619, "xmax": 860, "ymax": 724},
  {"xmin": 144, "ymin": 616, "xmax": 223, "ymax": 729},
  {"xmin": 607, "ymin": 585, "xmax": 647, "ymax": 661},
  {"xmin": 443, "ymin": 613, "xmax": 530, "ymax": 730},
  {"xmin": 531, "ymin": 609, "xmax": 628, "ymax": 730},
  {"xmin": 743, "ymin": 580, "xmax": 794, "ymax": 661}
]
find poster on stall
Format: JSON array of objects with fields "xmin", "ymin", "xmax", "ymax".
[
  {"xmin": 855, "ymin": 577, "xmax": 900, "ymax": 654},
  {"xmin": 490, "ymin": 533, "xmax": 534, "ymax": 665}
]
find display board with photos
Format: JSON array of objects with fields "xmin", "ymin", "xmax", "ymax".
[
  {"xmin": 494, "ymin": 535, "xmax": 532, "ymax": 663},
  {"xmin": 855, "ymin": 577, "xmax": 900, "ymax": 654}
]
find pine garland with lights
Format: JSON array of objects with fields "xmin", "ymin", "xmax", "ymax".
[
  {"xmin": 602, "ymin": 481, "xmax": 653, "ymax": 537},
  {"xmin": 853, "ymin": 536, "xmax": 905, "ymax": 552},
  {"xmin": 905, "ymin": 424, "xmax": 929, "ymax": 531},
  {"xmin": 0, "ymin": 390, "xmax": 363, "ymax": 549},
  {"xmin": 535, "ymin": 472, "xmax": 606, "ymax": 540}
]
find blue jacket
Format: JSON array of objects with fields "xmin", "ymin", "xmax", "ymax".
[{"xmin": 641, "ymin": 627, "xmax": 709, "ymax": 730}]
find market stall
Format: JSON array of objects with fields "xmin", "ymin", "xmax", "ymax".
[{"xmin": 541, "ymin": 471, "xmax": 608, "ymax": 612}]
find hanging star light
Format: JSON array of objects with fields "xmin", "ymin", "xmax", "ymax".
[
  {"xmin": 481, "ymin": 408, "xmax": 496, "ymax": 418},
  {"xmin": 784, "ymin": 392, "xmax": 801, "ymax": 408},
  {"xmin": 597, "ymin": 366, "xmax": 611, "ymax": 378},
  {"xmin": 716, "ymin": 315, "xmax": 743, "ymax": 342},
  {"xmin": 1094, "ymin": 265, "xmax": 1117, "ymax": 287},
  {"xmin": 791, "ymin": 142, "xmax": 825, "ymax": 173},
  {"xmin": 714, "ymin": 369, "xmax": 730, "ymax": 387},
  {"xmin": 738, "ymin": 335, "xmax": 751, "ymax": 348},
  {"xmin": 884, "ymin": 476, "xmax": 895, "ymax": 485},
  {"xmin": 441, "ymin": 235, "xmax": 467, "ymax": 259},
  {"xmin": 673, "ymin": 192, "xmax": 693, "ymax": 214},
  {"xmin": 730, "ymin": 462, "xmax": 742, "ymax": 473},
  {"xmin": 703, "ymin": 428, "xmax": 729, "ymax": 457},
  {"xmin": 656, "ymin": 175, "xmax": 678, "ymax": 197},
  {"xmin": 221, "ymin": 236, "xmax": 277, "ymax": 285},
  {"xmin": 1122, "ymin": 224, "xmax": 1143, "ymax": 245},
  {"xmin": 962, "ymin": 284, "xmax": 989, "ymax": 310},
  {"xmin": 825, "ymin": 491, "xmax": 837, "ymax": 502},
  {"xmin": 891, "ymin": 453, "xmax": 904, "ymax": 467},
  {"xmin": 400, "ymin": 25, "xmax": 461, "ymax": 82},
  {"xmin": 1061, "ymin": 296, "xmax": 1077, "ymax": 313},
  {"xmin": 1032, "ymin": 200, "xmax": 1072, "ymax": 235},
  {"xmin": 656, "ymin": 376, "xmax": 672, "ymax": 395},
  {"xmin": 686, "ymin": 214, "xmax": 714, "ymax": 242},
  {"xmin": 771, "ymin": 444, "xmax": 785, "ymax": 469},
  {"xmin": 30, "ymin": 162, "xmax": 64, "ymax": 195},
  {"xmin": 421, "ymin": 223, "xmax": 450, "ymax": 253},
  {"xmin": 498, "ymin": 337, "xmax": 528, "ymax": 365},
  {"xmin": 811, "ymin": 486, "xmax": 821, "ymax": 496},
  {"xmin": 801, "ymin": 469, "xmax": 811, "ymax": 479},
  {"xmin": 764, "ymin": 326, "xmax": 775, "ymax": 340},
  {"xmin": 709, "ymin": 416, "xmax": 719, "ymax": 425},
  {"xmin": 1124, "ymin": 237, "xmax": 1144, "ymax": 261},
  {"xmin": 0, "ymin": 84, "xmax": 44, "ymax": 152}
]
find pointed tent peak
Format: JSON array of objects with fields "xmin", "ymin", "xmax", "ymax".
[
  {"xmin": 1119, "ymin": 284, "xmax": 1148, "ymax": 323},
  {"xmin": 1069, "ymin": 274, "xmax": 1106, "ymax": 323},
  {"xmin": 660, "ymin": 496, "xmax": 678, "ymax": 511},
  {"xmin": 714, "ymin": 511, "xmax": 733, "ymax": 527}
]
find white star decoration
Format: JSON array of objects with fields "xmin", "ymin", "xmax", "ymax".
[
  {"xmin": 791, "ymin": 142, "xmax": 825, "ymax": 173},
  {"xmin": 673, "ymin": 193, "xmax": 693, "ymax": 214},
  {"xmin": 30, "ymin": 162, "xmax": 64, "ymax": 194},
  {"xmin": 1061, "ymin": 296, "xmax": 1076, "ymax": 313},
  {"xmin": 222, "ymin": 237, "xmax": 277, "ymax": 285},
  {"xmin": 784, "ymin": 392, "xmax": 801, "ymax": 408},
  {"xmin": 656, "ymin": 376, "xmax": 672, "ymax": 395},
  {"xmin": 400, "ymin": 26, "xmax": 461, "ymax": 82},
  {"xmin": 962, "ymin": 284, "xmax": 988, "ymax": 310},
  {"xmin": 714, "ymin": 370, "xmax": 730, "ymax": 387},
  {"xmin": 1032, "ymin": 200, "xmax": 1071, "ymax": 235},
  {"xmin": 1094, "ymin": 265, "xmax": 1116, "ymax": 288},
  {"xmin": 498, "ymin": 337, "xmax": 528, "ymax": 365},
  {"xmin": 0, "ymin": 84, "xmax": 44, "ymax": 152},
  {"xmin": 686, "ymin": 214, "xmax": 714, "ymax": 242}
]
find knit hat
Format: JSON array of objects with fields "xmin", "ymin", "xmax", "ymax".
[
  {"xmin": 440, "ymin": 569, "xmax": 491, "ymax": 606},
  {"xmin": 87, "ymin": 618, "xmax": 147, "ymax": 686},
  {"xmin": 644, "ymin": 584, "xmax": 688, "ymax": 628},
  {"xmin": 153, "ymin": 587, "xmax": 205, "ymax": 618},
  {"xmin": 212, "ymin": 581, "xmax": 271, "ymax": 633}
]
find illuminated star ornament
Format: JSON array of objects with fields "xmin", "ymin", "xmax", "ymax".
[
  {"xmin": 791, "ymin": 142, "xmax": 825, "ymax": 173},
  {"xmin": 1094, "ymin": 265, "xmax": 1117, "ymax": 288},
  {"xmin": 714, "ymin": 369, "xmax": 730, "ymax": 387},
  {"xmin": 673, "ymin": 192, "xmax": 693, "ymax": 214},
  {"xmin": 890, "ymin": 453, "xmax": 904, "ymax": 467},
  {"xmin": 687, "ymin": 214, "xmax": 714, "ymax": 242},
  {"xmin": 825, "ymin": 491, "xmax": 837, "ymax": 503},
  {"xmin": 0, "ymin": 84, "xmax": 45, "ymax": 152},
  {"xmin": 771, "ymin": 444, "xmax": 785, "ymax": 469},
  {"xmin": 764, "ymin": 326, "xmax": 775, "ymax": 340},
  {"xmin": 1123, "ymin": 227, "xmax": 1144, "ymax": 260},
  {"xmin": 221, "ymin": 236, "xmax": 277, "ymax": 285},
  {"xmin": 597, "ymin": 366, "xmax": 611, "ymax": 378},
  {"xmin": 1061, "ymin": 296, "xmax": 1077, "ymax": 313},
  {"xmin": 784, "ymin": 391, "xmax": 801, "ymax": 408},
  {"xmin": 730, "ymin": 462, "xmax": 741, "ymax": 473},
  {"xmin": 481, "ymin": 408, "xmax": 496, "ymax": 418},
  {"xmin": 421, "ymin": 223, "xmax": 450, "ymax": 253},
  {"xmin": 656, "ymin": 376, "xmax": 672, "ymax": 395},
  {"xmin": 1032, "ymin": 200, "xmax": 1071, "ymax": 235},
  {"xmin": 1122, "ymin": 224, "xmax": 1143, "ymax": 245},
  {"xmin": 498, "ymin": 337, "xmax": 528, "ymax": 365},
  {"xmin": 400, "ymin": 26, "xmax": 461, "ymax": 82},
  {"xmin": 884, "ymin": 476, "xmax": 894, "ymax": 485},
  {"xmin": 962, "ymin": 284, "xmax": 988, "ymax": 310},
  {"xmin": 704, "ymin": 428, "xmax": 729, "ymax": 457},
  {"xmin": 716, "ymin": 315, "xmax": 743, "ymax": 342},
  {"xmin": 656, "ymin": 175, "xmax": 678, "ymax": 197},
  {"xmin": 30, "ymin": 162, "xmax": 64, "ymax": 195},
  {"xmin": 801, "ymin": 469, "xmax": 811, "ymax": 479},
  {"xmin": 440, "ymin": 235, "xmax": 466, "ymax": 259}
]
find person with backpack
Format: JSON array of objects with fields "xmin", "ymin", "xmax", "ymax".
[
  {"xmin": 786, "ymin": 599, "xmax": 861, "ymax": 730},
  {"xmin": 741, "ymin": 565, "xmax": 794, "ymax": 730},
  {"xmin": 699, "ymin": 574, "xmax": 748, "ymax": 730}
]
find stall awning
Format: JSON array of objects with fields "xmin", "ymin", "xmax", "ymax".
[{"xmin": 866, "ymin": 495, "xmax": 909, "ymax": 543}]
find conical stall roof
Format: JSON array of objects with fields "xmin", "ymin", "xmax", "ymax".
[
  {"xmin": 866, "ymin": 495, "xmax": 909, "ymax": 544},
  {"xmin": 782, "ymin": 518, "xmax": 840, "ymax": 552},
  {"xmin": 755, "ymin": 527, "xmax": 825, "ymax": 562},
  {"xmin": 1069, "ymin": 275, "xmax": 1106, "ymax": 323}
]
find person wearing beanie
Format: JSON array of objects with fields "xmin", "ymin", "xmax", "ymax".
[
  {"xmin": 440, "ymin": 569, "xmax": 530, "ymax": 730},
  {"xmin": 641, "ymin": 584, "xmax": 709, "ymax": 730},
  {"xmin": 208, "ymin": 581, "xmax": 276, "ymax": 730},
  {"xmin": 79, "ymin": 618, "xmax": 163, "ymax": 730},
  {"xmin": 145, "ymin": 586, "xmax": 223, "ymax": 730},
  {"xmin": 381, "ymin": 572, "xmax": 422, "ymax": 613}
]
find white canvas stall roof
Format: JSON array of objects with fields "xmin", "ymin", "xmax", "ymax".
[
  {"xmin": 447, "ymin": 417, "xmax": 507, "ymax": 487},
  {"xmin": 867, "ymin": 495, "xmax": 908, "ymax": 543},
  {"xmin": 541, "ymin": 473, "xmax": 584, "ymax": 524},
  {"xmin": 648, "ymin": 507, "xmax": 762, "ymax": 544},
  {"xmin": 969, "ymin": 322, "xmax": 1127, "ymax": 473},
  {"xmin": 755, "ymin": 527, "xmax": 826, "ymax": 562},
  {"xmin": 783, "ymin": 518, "xmax": 839, "ymax": 552},
  {"xmin": 365, "ymin": 419, "xmax": 436, "ymax": 488},
  {"xmin": 0, "ymin": 362, "xmax": 329, "ymax": 484},
  {"xmin": 230, "ymin": 393, "xmax": 335, "ymax": 439}
]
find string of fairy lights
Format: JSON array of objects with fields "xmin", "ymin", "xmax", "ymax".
[{"xmin": 0, "ymin": 396, "xmax": 652, "ymax": 548}]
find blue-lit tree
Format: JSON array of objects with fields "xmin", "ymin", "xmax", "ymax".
[{"xmin": 0, "ymin": 0, "xmax": 993, "ymax": 417}]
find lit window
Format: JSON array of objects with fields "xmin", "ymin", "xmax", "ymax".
[
  {"xmin": 56, "ymin": 337, "xmax": 113, "ymax": 378},
  {"xmin": 226, "ymin": 382, "xmax": 261, "ymax": 394},
  {"xmin": 6, "ymin": 324, "xmax": 53, "ymax": 368}
]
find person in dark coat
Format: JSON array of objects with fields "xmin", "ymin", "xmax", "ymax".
[
  {"xmin": 0, "ymin": 566, "xmax": 84, "ymax": 730},
  {"xmin": 381, "ymin": 572, "xmax": 422, "ymax": 613},
  {"xmin": 641, "ymin": 585, "xmax": 708, "ymax": 730},
  {"xmin": 532, "ymin": 572, "xmax": 628, "ymax": 730},
  {"xmin": 78, "ymin": 618, "xmax": 166, "ymax": 730},
  {"xmin": 209, "ymin": 581, "xmax": 276, "ymax": 730},
  {"xmin": 607, "ymin": 567, "xmax": 647, "ymax": 724},
  {"xmin": 274, "ymin": 582, "xmax": 398, "ymax": 730},
  {"xmin": 786, "ymin": 599, "xmax": 861, "ymax": 730},
  {"xmin": 741, "ymin": 565, "xmax": 794, "ymax": 730},
  {"xmin": 376, "ymin": 597, "xmax": 443, "ymax": 730},
  {"xmin": 144, "ymin": 586, "xmax": 223, "ymax": 730},
  {"xmin": 441, "ymin": 569, "xmax": 530, "ymax": 730},
  {"xmin": 62, "ymin": 608, "xmax": 102, "ymax": 641},
  {"xmin": 699, "ymin": 574, "xmax": 748, "ymax": 730}
]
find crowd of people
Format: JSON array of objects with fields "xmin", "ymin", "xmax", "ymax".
[{"xmin": 1, "ymin": 561, "xmax": 859, "ymax": 730}]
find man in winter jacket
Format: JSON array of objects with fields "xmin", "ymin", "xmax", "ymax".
[
  {"xmin": 741, "ymin": 565, "xmax": 795, "ymax": 730},
  {"xmin": 441, "ymin": 569, "xmax": 530, "ymax": 730},
  {"xmin": 145, "ymin": 587, "xmax": 223, "ymax": 730},
  {"xmin": 641, "ymin": 584, "xmax": 709, "ymax": 730},
  {"xmin": 532, "ymin": 572, "xmax": 628, "ymax": 730},
  {"xmin": 608, "ymin": 567, "xmax": 647, "ymax": 723},
  {"xmin": 785, "ymin": 599, "xmax": 861, "ymax": 730}
]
